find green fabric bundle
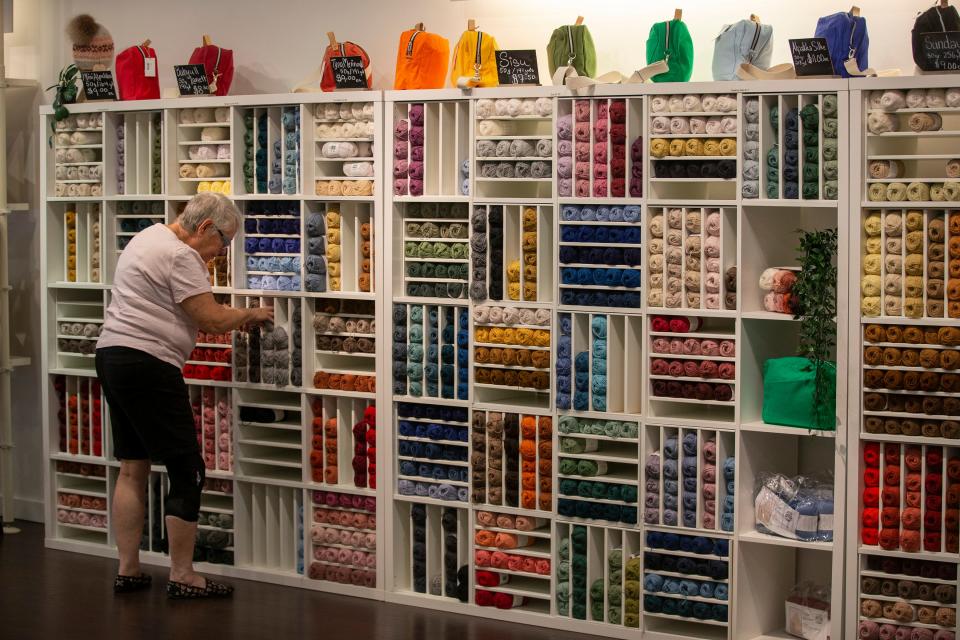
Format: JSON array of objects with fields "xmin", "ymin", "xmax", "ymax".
[
  {"xmin": 546, "ymin": 24, "xmax": 597, "ymax": 78},
  {"xmin": 645, "ymin": 19, "xmax": 693, "ymax": 82}
]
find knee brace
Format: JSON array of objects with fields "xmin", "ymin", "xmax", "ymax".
[{"xmin": 164, "ymin": 452, "xmax": 205, "ymax": 522}]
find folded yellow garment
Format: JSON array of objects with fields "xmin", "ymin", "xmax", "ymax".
[{"xmin": 650, "ymin": 138, "xmax": 669, "ymax": 158}]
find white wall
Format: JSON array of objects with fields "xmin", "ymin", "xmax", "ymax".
[
  {"xmin": 0, "ymin": 0, "xmax": 937, "ymax": 522},
  {"xmin": 53, "ymin": 0, "xmax": 925, "ymax": 94},
  {"xmin": 4, "ymin": 0, "xmax": 56, "ymax": 522}
]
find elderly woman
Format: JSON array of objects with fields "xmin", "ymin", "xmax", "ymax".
[{"xmin": 95, "ymin": 193, "xmax": 272, "ymax": 599}]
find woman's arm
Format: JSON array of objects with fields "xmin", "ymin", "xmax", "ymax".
[{"xmin": 180, "ymin": 293, "xmax": 274, "ymax": 334}]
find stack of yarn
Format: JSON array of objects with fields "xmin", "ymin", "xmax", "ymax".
[
  {"xmin": 312, "ymin": 371, "xmax": 375, "ymax": 393},
  {"xmin": 190, "ymin": 387, "xmax": 230, "ymax": 471},
  {"xmin": 557, "ymin": 435, "xmax": 639, "ymax": 525},
  {"xmin": 862, "ymin": 330, "xmax": 960, "ymax": 424},
  {"xmin": 721, "ymin": 456, "xmax": 735, "ymax": 532},
  {"xmin": 150, "ymin": 114, "xmax": 162, "ymax": 193},
  {"xmin": 290, "ymin": 300, "xmax": 302, "ymax": 387},
  {"xmin": 649, "ymin": 93, "xmax": 737, "ymax": 181},
  {"xmin": 309, "ymin": 489, "xmax": 377, "ymax": 587},
  {"xmin": 314, "ymin": 102, "xmax": 375, "ymax": 197},
  {"xmin": 54, "ymin": 113, "xmax": 104, "ymax": 197},
  {"xmin": 474, "ymin": 512, "xmax": 550, "ymax": 577},
  {"xmin": 460, "ymin": 159, "xmax": 470, "ymax": 196},
  {"xmin": 393, "ymin": 103, "xmax": 424, "ymax": 196},
  {"xmin": 402, "ymin": 202, "xmax": 470, "ymax": 299},
  {"xmin": 643, "ymin": 532, "xmax": 729, "ymax": 623},
  {"xmin": 411, "ymin": 504, "xmax": 427, "ymax": 592},
  {"xmin": 557, "ymin": 525, "xmax": 588, "ymax": 618},
  {"xmin": 195, "ymin": 507, "xmax": 234, "ymax": 565},
  {"xmin": 742, "ymin": 97, "xmax": 760, "ymax": 198},
  {"xmin": 282, "ymin": 106, "xmax": 299, "ymax": 195},
  {"xmin": 469, "ymin": 205, "xmax": 496, "ymax": 302},
  {"xmin": 56, "ymin": 490, "xmax": 107, "ymax": 530},
  {"xmin": 643, "ymin": 430, "xmax": 726, "ymax": 530},
  {"xmin": 64, "ymin": 209, "xmax": 78, "ymax": 282},
  {"xmin": 179, "ymin": 107, "xmax": 231, "ymax": 195},
  {"xmin": 303, "ymin": 207, "xmax": 327, "ymax": 292},
  {"xmin": 558, "ymin": 204, "xmax": 642, "ymax": 309},
  {"xmin": 858, "ymin": 555, "xmax": 958, "ymax": 640},
  {"xmin": 58, "ymin": 320, "xmax": 101, "ymax": 356},
  {"xmin": 358, "ymin": 220, "xmax": 372, "ymax": 292},
  {"xmin": 647, "ymin": 208, "xmax": 726, "ymax": 310},
  {"xmin": 260, "ymin": 321, "xmax": 291, "ymax": 387},
  {"xmin": 351, "ymin": 405, "xmax": 376, "ymax": 489},
  {"xmin": 326, "ymin": 208, "xmax": 342, "ymax": 291},
  {"xmin": 393, "ymin": 303, "xmax": 468, "ymax": 400},
  {"xmin": 116, "ymin": 120, "xmax": 125, "ymax": 193},
  {"xmin": 472, "ymin": 304, "xmax": 551, "ymax": 392},
  {"xmin": 867, "ymin": 87, "xmax": 957, "ymax": 136},
  {"xmin": 398, "ymin": 403, "xmax": 468, "ymax": 503},
  {"xmin": 476, "ymin": 97, "xmax": 552, "ymax": 185},
  {"xmin": 862, "ymin": 324, "xmax": 960, "ymax": 439},
  {"xmin": 822, "ymin": 94, "xmax": 839, "ymax": 199},
  {"xmin": 505, "ymin": 207, "xmax": 538, "ymax": 301},
  {"xmin": 648, "ymin": 316, "xmax": 733, "ymax": 402},
  {"xmin": 555, "ymin": 98, "xmax": 635, "ymax": 198},
  {"xmin": 53, "ymin": 376, "xmax": 103, "ymax": 457},
  {"xmin": 309, "ymin": 398, "xmax": 337, "ymax": 485},
  {"xmin": 759, "ymin": 267, "xmax": 799, "ymax": 314},
  {"xmin": 862, "ymin": 441, "xmax": 960, "ymax": 554},
  {"xmin": 243, "ymin": 201, "xmax": 301, "ymax": 291},
  {"xmin": 116, "ymin": 200, "xmax": 163, "ymax": 250},
  {"xmin": 470, "ymin": 411, "xmax": 552, "ymax": 511}
]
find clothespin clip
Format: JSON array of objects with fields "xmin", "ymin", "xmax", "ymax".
[
  {"xmin": 202, "ymin": 34, "xmax": 212, "ymax": 46},
  {"xmin": 750, "ymin": 14, "xmax": 760, "ymax": 23},
  {"xmin": 414, "ymin": 22, "xmax": 424, "ymax": 31},
  {"xmin": 674, "ymin": 8, "xmax": 683, "ymax": 20},
  {"xmin": 575, "ymin": 16, "xmax": 584, "ymax": 25},
  {"xmin": 327, "ymin": 31, "xmax": 338, "ymax": 48},
  {"xmin": 141, "ymin": 38, "xmax": 151, "ymax": 48},
  {"xmin": 467, "ymin": 19, "xmax": 477, "ymax": 31},
  {"xmin": 849, "ymin": 5, "xmax": 861, "ymax": 16}
]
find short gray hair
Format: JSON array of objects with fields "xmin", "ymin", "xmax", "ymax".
[{"xmin": 179, "ymin": 193, "xmax": 241, "ymax": 234}]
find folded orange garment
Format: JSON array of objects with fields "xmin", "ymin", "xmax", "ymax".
[
  {"xmin": 521, "ymin": 416, "xmax": 537, "ymax": 439},
  {"xmin": 520, "ymin": 439, "xmax": 537, "ymax": 460},
  {"xmin": 521, "ymin": 490, "xmax": 536, "ymax": 510},
  {"xmin": 475, "ymin": 529, "xmax": 497, "ymax": 546}
]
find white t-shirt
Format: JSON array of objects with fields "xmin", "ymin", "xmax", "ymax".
[{"xmin": 97, "ymin": 224, "xmax": 211, "ymax": 368}]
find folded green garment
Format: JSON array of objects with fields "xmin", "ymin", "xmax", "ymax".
[
  {"xmin": 823, "ymin": 160, "xmax": 838, "ymax": 180},
  {"xmin": 800, "ymin": 103, "xmax": 819, "ymax": 129},
  {"xmin": 824, "ymin": 180, "xmax": 839, "ymax": 199},
  {"xmin": 823, "ymin": 117, "xmax": 839, "ymax": 139},
  {"xmin": 608, "ymin": 584, "xmax": 623, "ymax": 607},
  {"xmin": 823, "ymin": 138, "xmax": 838, "ymax": 161},
  {"xmin": 823, "ymin": 94, "xmax": 838, "ymax": 117},
  {"xmin": 766, "ymin": 144, "xmax": 780, "ymax": 168}
]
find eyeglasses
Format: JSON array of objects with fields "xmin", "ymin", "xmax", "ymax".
[{"xmin": 212, "ymin": 224, "xmax": 230, "ymax": 248}]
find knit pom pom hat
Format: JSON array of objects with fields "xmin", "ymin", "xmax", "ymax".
[{"xmin": 67, "ymin": 15, "xmax": 114, "ymax": 72}]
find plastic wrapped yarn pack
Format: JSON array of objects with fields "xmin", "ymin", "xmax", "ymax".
[{"xmin": 754, "ymin": 472, "xmax": 834, "ymax": 543}]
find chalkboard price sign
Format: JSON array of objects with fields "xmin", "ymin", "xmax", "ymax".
[
  {"xmin": 80, "ymin": 71, "xmax": 117, "ymax": 101},
  {"xmin": 495, "ymin": 50, "xmax": 540, "ymax": 86},
  {"xmin": 330, "ymin": 56, "xmax": 368, "ymax": 90},
  {"xmin": 175, "ymin": 64, "xmax": 211, "ymax": 96},
  {"xmin": 788, "ymin": 38, "xmax": 835, "ymax": 77},
  {"xmin": 919, "ymin": 32, "xmax": 960, "ymax": 71}
]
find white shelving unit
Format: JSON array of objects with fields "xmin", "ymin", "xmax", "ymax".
[
  {"xmin": 37, "ymin": 80, "xmax": 867, "ymax": 639},
  {"xmin": 39, "ymin": 91, "xmax": 386, "ymax": 597},
  {"xmin": 847, "ymin": 75, "xmax": 960, "ymax": 640}
]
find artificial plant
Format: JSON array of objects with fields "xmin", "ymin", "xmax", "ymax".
[
  {"xmin": 45, "ymin": 64, "xmax": 80, "ymax": 141},
  {"xmin": 792, "ymin": 227, "xmax": 838, "ymax": 430}
]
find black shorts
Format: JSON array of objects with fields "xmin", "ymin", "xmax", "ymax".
[{"xmin": 95, "ymin": 346, "xmax": 199, "ymax": 462}]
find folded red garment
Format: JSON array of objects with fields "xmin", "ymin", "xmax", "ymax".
[{"xmin": 475, "ymin": 570, "xmax": 507, "ymax": 587}]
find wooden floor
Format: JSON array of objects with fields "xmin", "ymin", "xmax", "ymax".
[{"xmin": 1, "ymin": 521, "xmax": 586, "ymax": 640}]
